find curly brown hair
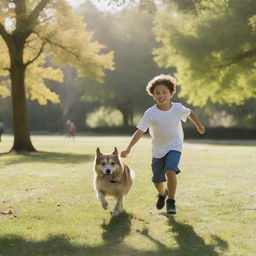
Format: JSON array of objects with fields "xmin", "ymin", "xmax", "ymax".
[{"xmin": 146, "ymin": 74, "xmax": 177, "ymax": 97}]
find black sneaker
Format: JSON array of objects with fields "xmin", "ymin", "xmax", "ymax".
[
  {"xmin": 166, "ymin": 199, "xmax": 176, "ymax": 215},
  {"xmin": 156, "ymin": 189, "xmax": 168, "ymax": 210}
]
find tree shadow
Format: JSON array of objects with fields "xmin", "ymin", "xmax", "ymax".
[
  {"xmin": 0, "ymin": 214, "xmax": 228, "ymax": 256},
  {"xmin": 0, "ymin": 151, "xmax": 94, "ymax": 165},
  {"xmin": 0, "ymin": 212, "xmax": 135, "ymax": 256}
]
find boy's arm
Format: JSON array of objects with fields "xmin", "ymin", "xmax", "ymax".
[
  {"xmin": 188, "ymin": 111, "xmax": 205, "ymax": 134},
  {"xmin": 120, "ymin": 129, "xmax": 144, "ymax": 158}
]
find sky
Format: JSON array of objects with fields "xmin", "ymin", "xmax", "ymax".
[{"xmin": 66, "ymin": 0, "xmax": 126, "ymax": 12}]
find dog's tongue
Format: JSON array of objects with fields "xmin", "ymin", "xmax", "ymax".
[{"xmin": 103, "ymin": 174, "xmax": 112, "ymax": 182}]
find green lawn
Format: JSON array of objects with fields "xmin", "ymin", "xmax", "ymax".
[{"xmin": 0, "ymin": 135, "xmax": 255, "ymax": 256}]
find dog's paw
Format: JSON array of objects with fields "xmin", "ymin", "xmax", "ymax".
[
  {"xmin": 101, "ymin": 201, "xmax": 108, "ymax": 210},
  {"xmin": 111, "ymin": 210, "xmax": 121, "ymax": 216}
]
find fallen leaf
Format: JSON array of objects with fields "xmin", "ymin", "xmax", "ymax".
[{"xmin": 1, "ymin": 209, "xmax": 14, "ymax": 215}]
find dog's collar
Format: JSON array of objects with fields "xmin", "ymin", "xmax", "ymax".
[{"xmin": 102, "ymin": 175, "xmax": 118, "ymax": 183}]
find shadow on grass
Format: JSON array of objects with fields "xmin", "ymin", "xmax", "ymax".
[
  {"xmin": 0, "ymin": 151, "xmax": 94, "ymax": 165},
  {"xmin": 167, "ymin": 216, "xmax": 228, "ymax": 255},
  {"xmin": 101, "ymin": 211, "xmax": 132, "ymax": 244},
  {"xmin": 0, "ymin": 212, "xmax": 133, "ymax": 256},
  {"xmin": 0, "ymin": 213, "xmax": 228, "ymax": 256},
  {"xmin": 137, "ymin": 216, "xmax": 228, "ymax": 256}
]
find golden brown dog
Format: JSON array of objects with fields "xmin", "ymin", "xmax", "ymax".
[{"xmin": 93, "ymin": 147, "xmax": 134, "ymax": 216}]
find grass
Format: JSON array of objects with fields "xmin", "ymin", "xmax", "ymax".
[{"xmin": 0, "ymin": 135, "xmax": 255, "ymax": 256}]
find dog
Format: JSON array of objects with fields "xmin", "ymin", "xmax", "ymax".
[{"xmin": 93, "ymin": 147, "xmax": 134, "ymax": 216}]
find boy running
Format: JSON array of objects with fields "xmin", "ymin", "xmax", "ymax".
[{"xmin": 121, "ymin": 74, "xmax": 205, "ymax": 214}]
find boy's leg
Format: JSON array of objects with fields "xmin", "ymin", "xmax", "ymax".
[
  {"xmin": 154, "ymin": 182, "xmax": 165, "ymax": 196},
  {"xmin": 166, "ymin": 170, "xmax": 177, "ymax": 199},
  {"xmin": 166, "ymin": 170, "xmax": 177, "ymax": 214},
  {"xmin": 151, "ymin": 157, "xmax": 168, "ymax": 210},
  {"xmin": 154, "ymin": 182, "xmax": 168, "ymax": 210},
  {"xmin": 164, "ymin": 151, "xmax": 181, "ymax": 214}
]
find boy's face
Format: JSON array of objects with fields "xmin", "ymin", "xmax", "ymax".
[{"xmin": 152, "ymin": 84, "xmax": 173, "ymax": 106}]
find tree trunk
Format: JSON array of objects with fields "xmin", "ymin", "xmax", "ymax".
[
  {"xmin": 120, "ymin": 108, "xmax": 133, "ymax": 128},
  {"xmin": 10, "ymin": 59, "xmax": 36, "ymax": 152},
  {"xmin": 129, "ymin": 112, "xmax": 134, "ymax": 126},
  {"xmin": 122, "ymin": 110, "xmax": 129, "ymax": 128}
]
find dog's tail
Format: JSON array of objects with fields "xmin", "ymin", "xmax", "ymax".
[
  {"xmin": 130, "ymin": 169, "xmax": 135, "ymax": 180},
  {"xmin": 123, "ymin": 163, "xmax": 135, "ymax": 181}
]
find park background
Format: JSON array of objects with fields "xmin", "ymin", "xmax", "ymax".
[
  {"xmin": 1, "ymin": 0, "xmax": 256, "ymax": 146},
  {"xmin": 0, "ymin": 1, "xmax": 255, "ymax": 256}
]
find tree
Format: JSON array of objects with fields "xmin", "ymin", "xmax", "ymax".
[
  {"xmin": 45, "ymin": 65, "xmax": 90, "ymax": 130},
  {"xmin": 0, "ymin": 0, "xmax": 113, "ymax": 152},
  {"xmin": 153, "ymin": 0, "xmax": 256, "ymax": 106},
  {"xmin": 77, "ymin": 3, "xmax": 170, "ymax": 127}
]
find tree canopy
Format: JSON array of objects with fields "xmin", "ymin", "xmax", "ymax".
[
  {"xmin": 0, "ymin": 0, "xmax": 114, "ymax": 102},
  {"xmin": 77, "ymin": 2, "xmax": 170, "ymax": 127},
  {"xmin": 153, "ymin": 0, "xmax": 256, "ymax": 106},
  {"xmin": 0, "ymin": 0, "xmax": 114, "ymax": 151}
]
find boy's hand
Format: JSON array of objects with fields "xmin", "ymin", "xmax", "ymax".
[
  {"xmin": 120, "ymin": 148, "xmax": 130, "ymax": 158},
  {"xmin": 197, "ymin": 125, "xmax": 205, "ymax": 135}
]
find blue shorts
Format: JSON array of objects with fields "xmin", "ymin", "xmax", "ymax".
[{"xmin": 151, "ymin": 150, "xmax": 181, "ymax": 183}]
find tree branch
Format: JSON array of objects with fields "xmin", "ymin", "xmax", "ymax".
[
  {"xmin": 0, "ymin": 75, "xmax": 10, "ymax": 82},
  {"xmin": 24, "ymin": 41, "xmax": 46, "ymax": 67},
  {"xmin": 43, "ymin": 37, "xmax": 85, "ymax": 64},
  {"xmin": 0, "ymin": 23, "xmax": 10, "ymax": 43},
  {"xmin": 13, "ymin": 0, "xmax": 51, "ymax": 36},
  {"xmin": 14, "ymin": 0, "xmax": 26, "ymax": 17},
  {"xmin": 215, "ymin": 48, "xmax": 256, "ymax": 68},
  {"xmin": 32, "ymin": 31, "xmax": 84, "ymax": 64},
  {"xmin": 1, "ymin": 67, "xmax": 10, "ymax": 72},
  {"xmin": 28, "ymin": 0, "xmax": 52, "ymax": 25},
  {"xmin": 39, "ymin": 15, "xmax": 54, "ymax": 25}
]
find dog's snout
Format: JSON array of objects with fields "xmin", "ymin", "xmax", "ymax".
[{"xmin": 106, "ymin": 169, "xmax": 111, "ymax": 174}]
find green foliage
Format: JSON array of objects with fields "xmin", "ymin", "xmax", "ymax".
[
  {"xmin": 41, "ymin": 0, "xmax": 114, "ymax": 82},
  {"xmin": 86, "ymin": 107, "xmax": 123, "ymax": 127},
  {"xmin": 0, "ymin": 0, "xmax": 115, "ymax": 151},
  {"xmin": 27, "ymin": 100, "xmax": 62, "ymax": 131},
  {"xmin": 77, "ymin": 3, "xmax": 170, "ymax": 126},
  {"xmin": 25, "ymin": 56, "xmax": 63, "ymax": 104},
  {"xmin": 0, "ymin": 39, "xmax": 10, "ymax": 97},
  {"xmin": 0, "ymin": 0, "xmax": 114, "ymax": 103},
  {"xmin": 154, "ymin": 0, "xmax": 256, "ymax": 106}
]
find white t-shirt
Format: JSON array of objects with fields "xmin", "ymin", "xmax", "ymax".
[{"xmin": 136, "ymin": 103, "xmax": 191, "ymax": 158}]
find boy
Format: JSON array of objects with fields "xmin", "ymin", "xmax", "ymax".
[{"xmin": 120, "ymin": 74, "xmax": 205, "ymax": 214}]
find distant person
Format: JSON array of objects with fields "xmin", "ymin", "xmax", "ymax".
[
  {"xmin": 69, "ymin": 122, "xmax": 77, "ymax": 140},
  {"xmin": 65, "ymin": 120, "xmax": 77, "ymax": 141},
  {"xmin": 66, "ymin": 120, "xmax": 71, "ymax": 135},
  {"xmin": 0, "ymin": 121, "xmax": 4, "ymax": 142},
  {"xmin": 121, "ymin": 74, "xmax": 205, "ymax": 215}
]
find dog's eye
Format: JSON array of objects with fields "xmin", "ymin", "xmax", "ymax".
[
  {"xmin": 102, "ymin": 162, "xmax": 106, "ymax": 166},
  {"xmin": 110, "ymin": 162, "xmax": 115, "ymax": 166}
]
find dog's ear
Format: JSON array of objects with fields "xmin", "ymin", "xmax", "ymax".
[
  {"xmin": 112, "ymin": 147, "xmax": 118, "ymax": 155},
  {"xmin": 96, "ymin": 147, "xmax": 102, "ymax": 158}
]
